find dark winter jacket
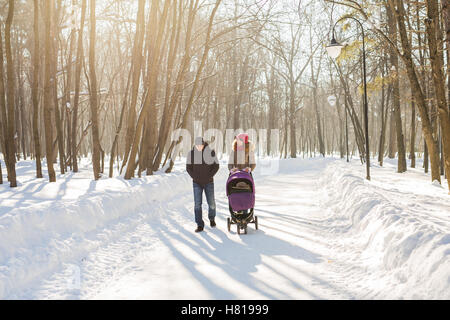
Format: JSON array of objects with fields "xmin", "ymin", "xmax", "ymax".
[{"xmin": 186, "ymin": 143, "xmax": 219, "ymax": 186}]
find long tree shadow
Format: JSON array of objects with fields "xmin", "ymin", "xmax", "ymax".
[
  {"xmin": 189, "ymin": 194, "xmax": 359, "ymax": 299},
  {"xmin": 149, "ymin": 201, "xmax": 326, "ymax": 299},
  {"xmin": 153, "ymin": 222, "xmax": 239, "ymax": 299},
  {"xmin": 214, "ymin": 200, "xmax": 324, "ymax": 264},
  {"xmin": 0, "ymin": 171, "xmax": 79, "ymax": 216},
  {"xmin": 155, "ymin": 215, "xmax": 297, "ymax": 299}
]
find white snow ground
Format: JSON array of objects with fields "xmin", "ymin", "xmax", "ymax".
[{"xmin": 0, "ymin": 156, "xmax": 448, "ymax": 299}]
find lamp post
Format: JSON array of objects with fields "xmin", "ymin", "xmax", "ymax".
[
  {"xmin": 344, "ymin": 102, "xmax": 349, "ymax": 162},
  {"xmin": 326, "ymin": 17, "xmax": 370, "ymax": 180}
]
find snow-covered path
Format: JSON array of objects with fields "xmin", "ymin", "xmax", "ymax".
[
  {"xmin": 1, "ymin": 157, "xmax": 449, "ymax": 299},
  {"xmin": 91, "ymin": 164, "xmax": 354, "ymax": 300},
  {"xmin": 28, "ymin": 161, "xmax": 345, "ymax": 299}
]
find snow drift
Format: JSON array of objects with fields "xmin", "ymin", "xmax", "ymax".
[
  {"xmin": 320, "ymin": 161, "xmax": 450, "ymax": 299},
  {"xmin": 0, "ymin": 162, "xmax": 197, "ymax": 299}
]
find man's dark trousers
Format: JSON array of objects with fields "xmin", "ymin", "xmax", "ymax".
[{"xmin": 193, "ymin": 182, "xmax": 216, "ymax": 228}]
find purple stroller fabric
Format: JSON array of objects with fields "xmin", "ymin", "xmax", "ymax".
[{"xmin": 226, "ymin": 171, "xmax": 255, "ymax": 211}]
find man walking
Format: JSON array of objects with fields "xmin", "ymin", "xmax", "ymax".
[{"xmin": 186, "ymin": 137, "xmax": 220, "ymax": 232}]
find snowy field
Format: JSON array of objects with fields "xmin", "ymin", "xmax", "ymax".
[{"xmin": 0, "ymin": 156, "xmax": 449, "ymax": 299}]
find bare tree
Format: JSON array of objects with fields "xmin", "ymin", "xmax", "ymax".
[
  {"xmin": 43, "ymin": 0, "xmax": 56, "ymax": 182},
  {"xmin": 387, "ymin": 5, "xmax": 407, "ymax": 173},
  {"xmin": 5, "ymin": 0, "xmax": 17, "ymax": 187},
  {"xmin": 71, "ymin": 0, "xmax": 87, "ymax": 173},
  {"xmin": 0, "ymin": 26, "xmax": 7, "ymax": 185},
  {"xmin": 31, "ymin": 0, "xmax": 42, "ymax": 178},
  {"xmin": 88, "ymin": 0, "xmax": 101, "ymax": 180},
  {"xmin": 425, "ymin": 0, "xmax": 450, "ymax": 189}
]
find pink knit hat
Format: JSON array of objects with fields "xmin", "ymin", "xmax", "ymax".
[{"xmin": 236, "ymin": 133, "xmax": 249, "ymax": 144}]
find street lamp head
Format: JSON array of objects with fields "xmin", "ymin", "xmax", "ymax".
[
  {"xmin": 326, "ymin": 36, "xmax": 344, "ymax": 59},
  {"xmin": 327, "ymin": 95, "xmax": 337, "ymax": 107}
]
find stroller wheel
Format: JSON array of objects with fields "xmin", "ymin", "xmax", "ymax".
[
  {"xmin": 237, "ymin": 224, "xmax": 241, "ymax": 235},
  {"xmin": 255, "ymin": 216, "xmax": 258, "ymax": 230},
  {"xmin": 227, "ymin": 218, "xmax": 231, "ymax": 232},
  {"xmin": 244, "ymin": 225, "xmax": 248, "ymax": 234}
]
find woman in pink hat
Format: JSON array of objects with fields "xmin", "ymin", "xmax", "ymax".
[{"xmin": 228, "ymin": 133, "xmax": 256, "ymax": 174}]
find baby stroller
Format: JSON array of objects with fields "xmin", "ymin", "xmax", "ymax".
[{"xmin": 226, "ymin": 170, "xmax": 258, "ymax": 234}]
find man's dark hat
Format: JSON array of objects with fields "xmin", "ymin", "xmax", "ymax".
[{"xmin": 194, "ymin": 137, "xmax": 205, "ymax": 145}]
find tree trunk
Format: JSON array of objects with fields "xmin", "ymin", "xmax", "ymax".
[
  {"xmin": 442, "ymin": 0, "xmax": 450, "ymax": 104},
  {"xmin": 387, "ymin": 6, "xmax": 407, "ymax": 173},
  {"xmin": 390, "ymin": 0, "xmax": 440, "ymax": 182},
  {"xmin": 109, "ymin": 66, "xmax": 132, "ymax": 178},
  {"xmin": 65, "ymin": 24, "xmax": 76, "ymax": 171},
  {"xmin": 16, "ymin": 42, "xmax": 26, "ymax": 161},
  {"xmin": 289, "ymin": 81, "xmax": 297, "ymax": 158},
  {"xmin": 125, "ymin": 0, "xmax": 171, "ymax": 179},
  {"xmin": 265, "ymin": 67, "xmax": 276, "ymax": 156},
  {"xmin": 120, "ymin": 0, "xmax": 146, "ymax": 172},
  {"xmin": 52, "ymin": 47, "xmax": 65, "ymax": 175},
  {"xmin": 151, "ymin": 1, "xmax": 195, "ymax": 174},
  {"xmin": 43, "ymin": 0, "xmax": 56, "ymax": 182},
  {"xmin": 378, "ymin": 61, "xmax": 390, "ymax": 166},
  {"xmin": 311, "ymin": 71, "xmax": 324, "ymax": 157},
  {"xmin": 71, "ymin": 0, "xmax": 86, "ymax": 173},
  {"xmin": 388, "ymin": 103, "xmax": 396, "ymax": 158},
  {"xmin": 149, "ymin": 0, "xmax": 182, "ymax": 174},
  {"xmin": 425, "ymin": 0, "xmax": 450, "ymax": 190},
  {"xmin": 89, "ymin": 0, "xmax": 101, "ymax": 180},
  {"xmin": 32, "ymin": 0, "xmax": 43, "ymax": 178},
  {"xmin": 51, "ymin": 0, "xmax": 66, "ymax": 174},
  {"xmin": 141, "ymin": 0, "xmax": 163, "ymax": 176},
  {"xmin": 0, "ymin": 24, "xmax": 11, "ymax": 184},
  {"xmin": 5, "ymin": 0, "xmax": 17, "ymax": 187},
  {"xmin": 410, "ymin": 98, "xmax": 416, "ymax": 168}
]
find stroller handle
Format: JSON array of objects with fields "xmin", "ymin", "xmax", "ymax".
[{"xmin": 229, "ymin": 168, "xmax": 252, "ymax": 176}]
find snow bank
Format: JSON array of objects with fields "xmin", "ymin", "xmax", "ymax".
[
  {"xmin": 320, "ymin": 161, "xmax": 450, "ymax": 299},
  {"xmin": 0, "ymin": 162, "xmax": 197, "ymax": 299}
]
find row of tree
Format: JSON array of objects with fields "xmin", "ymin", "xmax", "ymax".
[
  {"xmin": 325, "ymin": 0, "xmax": 449, "ymax": 190},
  {"xmin": 0, "ymin": 0, "xmax": 448, "ymax": 192}
]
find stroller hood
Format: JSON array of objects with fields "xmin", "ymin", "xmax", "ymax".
[{"xmin": 226, "ymin": 171, "xmax": 255, "ymax": 211}]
